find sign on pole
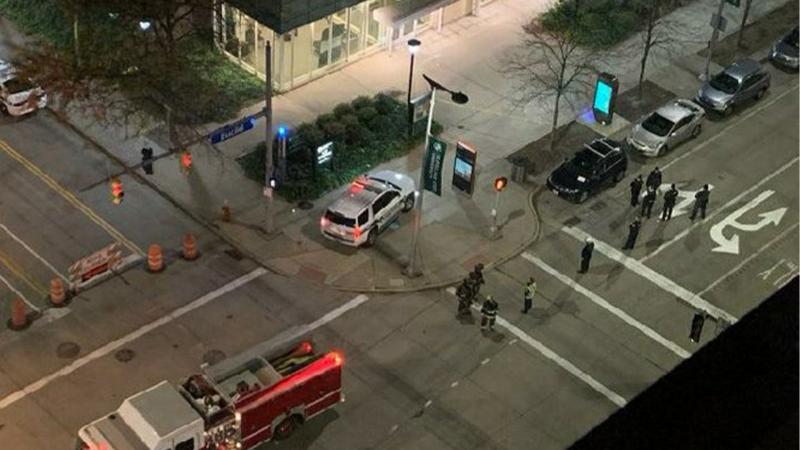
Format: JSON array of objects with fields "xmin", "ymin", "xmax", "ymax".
[
  {"xmin": 709, "ymin": 13, "xmax": 728, "ymax": 32},
  {"xmin": 209, "ymin": 115, "xmax": 257, "ymax": 144},
  {"xmin": 316, "ymin": 141, "xmax": 333, "ymax": 167},
  {"xmin": 423, "ymin": 137, "xmax": 447, "ymax": 196},
  {"xmin": 452, "ymin": 141, "xmax": 477, "ymax": 196},
  {"xmin": 725, "ymin": 0, "xmax": 740, "ymax": 7}
]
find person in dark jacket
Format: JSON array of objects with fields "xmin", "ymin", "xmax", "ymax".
[
  {"xmin": 641, "ymin": 187, "xmax": 657, "ymax": 219},
  {"xmin": 481, "ymin": 295, "xmax": 499, "ymax": 331},
  {"xmin": 646, "ymin": 167, "xmax": 662, "ymax": 191},
  {"xmin": 661, "ymin": 184, "xmax": 679, "ymax": 221},
  {"xmin": 456, "ymin": 279, "xmax": 473, "ymax": 317},
  {"xmin": 579, "ymin": 238, "xmax": 594, "ymax": 273},
  {"xmin": 690, "ymin": 185, "xmax": 710, "ymax": 221},
  {"xmin": 629, "ymin": 175, "xmax": 643, "ymax": 207},
  {"xmin": 623, "ymin": 217, "xmax": 642, "ymax": 250}
]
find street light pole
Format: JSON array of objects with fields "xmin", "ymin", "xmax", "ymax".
[
  {"xmin": 703, "ymin": 0, "xmax": 727, "ymax": 80},
  {"xmin": 264, "ymin": 40, "xmax": 274, "ymax": 233},
  {"xmin": 406, "ymin": 39, "xmax": 421, "ymax": 141}
]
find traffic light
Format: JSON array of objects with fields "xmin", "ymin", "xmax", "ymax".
[
  {"xmin": 494, "ymin": 176, "xmax": 508, "ymax": 192},
  {"xmin": 110, "ymin": 177, "xmax": 124, "ymax": 205},
  {"xmin": 689, "ymin": 313, "xmax": 706, "ymax": 343},
  {"xmin": 180, "ymin": 150, "xmax": 192, "ymax": 175}
]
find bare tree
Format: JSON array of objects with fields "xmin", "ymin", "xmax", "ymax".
[
  {"xmin": 501, "ymin": 15, "xmax": 600, "ymax": 152},
  {"xmin": 634, "ymin": 0, "xmax": 683, "ymax": 98},
  {"xmin": 737, "ymin": 0, "xmax": 753, "ymax": 49}
]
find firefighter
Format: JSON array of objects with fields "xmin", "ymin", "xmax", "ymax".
[
  {"xmin": 661, "ymin": 184, "xmax": 679, "ymax": 221},
  {"xmin": 481, "ymin": 295, "xmax": 499, "ymax": 332},
  {"xmin": 468, "ymin": 264, "xmax": 485, "ymax": 298},
  {"xmin": 456, "ymin": 279, "xmax": 473, "ymax": 317},
  {"xmin": 690, "ymin": 184, "xmax": 710, "ymax": 221}
]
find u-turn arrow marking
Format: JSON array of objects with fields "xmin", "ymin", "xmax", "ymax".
[{"xmin": 710, "ymin": 190, "xmax": 787, "ymax": 255}]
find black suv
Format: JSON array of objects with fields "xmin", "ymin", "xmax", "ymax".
[{"xmin": 546, "ymin": 138, "xmax": 627, "ymax": 203}]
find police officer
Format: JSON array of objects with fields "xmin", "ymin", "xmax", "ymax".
[
  {"xmin": 661, "ymin": 184, "xmax": 679, "ymax": 221},
  {"xmin": 456, "ymin": 279, "xmax": 473, "ymax": 317},
  {"xmin": 481, "ymin": 295, "xmax": 499, "ymax": 331},
  {"xmin": 641, "ymin": 187, "xmax": 657, "ymax": 219},
  {"xmin": 629, "ymin": 175, "xmax": 643, "ymax": 207},
  {"xmin": 623, "ymin": 217, "xmax": 642, "ymax": 250},
  {"xmin": 646, "ymin": 167, "xmax": 662, "ymax": 192},
  {"xmin": 579, "ymin": 238, "xmax": 594, "ymax": 274},
  {"xmin": 141, "ymin": 147, "xmax": 154, "ymax": 175},
  {"xmin": 522, "ymin": 277, "xmax": 536, "ymax": 314},
  {"xmin": 690, "ymin": 184, "xmax": 710, "ymax": 221}
]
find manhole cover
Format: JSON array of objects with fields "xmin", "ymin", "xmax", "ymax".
[
  {"xmin": 203, "ymin": 349, "xmax": 227, "ymax": 366},
  {"xmin": 297, "ymin": 200, "xmax": 314, "ymax": 210},
  {"xmin": 225, "ymin": 314, "xmax": 234, "ymax": 319},
  {"xmin": 590, "ymin": 200, "xmax": 607, "ymax": 211},
  {"xmin": 224, "ymin": 248, "xmax": 244, "ymax": 260},
  {"xmin": 56, "ymin": 342, "xmax": 80, "ymax": 359},
  {"xmin": 564, "ymin": 216, "xmax": 582, "ymax": 226},
  {"xmin": 114, "ymin": 349, "xmax": 135, "ymax": 363}
]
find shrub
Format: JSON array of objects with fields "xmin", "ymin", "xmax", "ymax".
[
  {"xmin": 356, "ymin": 106, "xmax": 378, "ymax": 125},
  {"xmin": 351, "ymin": 96, "xmax": 372, "ymax": 110},
  {"xmin": 540, "ymin": 0, "xmax": 645, "ymax": 49},
  {"xmin": 333, "ymin": 103, "xmax": 355, "ymax": 117}
]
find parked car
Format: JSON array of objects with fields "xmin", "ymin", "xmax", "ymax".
[
  {"xmin": 321, "ymin": 170, "xmax": 415, "ymax": 247},
  {"xmin": 0, "ymin": 58, "xmax": 47, "ymax": 116},
  {"xmin": 769, "ymin": 26, "xmax": 799, "ymax": 70},
  {"xmin": 547, "ymin": 138, "xmax": 627, "ymax": 203},
  {"xmin": 627, "ymin": 99, "xmax": 705, "ymax": 157},
  {"xmin": 695, "ymin": 59, "xmax": 770, "ymax": 116}
]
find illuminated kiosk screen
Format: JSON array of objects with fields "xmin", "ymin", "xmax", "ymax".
[
  {"xmin": 452, "ymin": 142, "xmax": 477, "ymax": 195},
  {"xmin": 454, "ymin": 157, "xmax": 473, "ymax": 179},
  {"xmin": 594, "ymin": 81, "xmax": 612, "ymax": 115}
]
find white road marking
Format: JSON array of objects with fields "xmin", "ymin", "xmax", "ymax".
[
  {"xmin": 424, "ymin": 400, "xmax": 433, "ymax": 408},
  {"xmin": 389, "ymin": 424, "xmax": 399, "ymax": 434},
  {"xmin": 702, "ymin": 223, "xmax": 799, "ymax": 296},
  {"xmin": 508, "ymin": 338, "xmax": 518, "ymax": 345},
  {"xmin": 642, "ymin": 157, "xmax": 798, "ymax": 262},
  {"xmin": 450, "ymin": 381, "xmax": 459, "ymax": 388},
  {"xmin": 661, "ymin": 85, "xmax": 799, "ymax": 173},
  {"xmin": 0, "ymin": 272, "xmax": 40, "ymax": 312},
  {"xmin": 709, "ymin": 190, "xmax": 787, "ymax": 254},
  {"xmin": 561, "ymin": 226, "xmax": 738, "ymax": 324},
  {"xmin": 522, "ymin": 252, "xmax": 691, "ymax": 359},
  {"xmin": 0, "ymin": 223, "xmax": 67, "ymax": 281},
  {"xmin": 270, "ymin": 294, "xmax": 369, "ymax": 347},
  {"xmin": 480, "ymin": 358, "xmax": 491, "ymax": 365},
  {"xmin": 0, "ymin": 267, "xmax": 268, "ymax": 410}
]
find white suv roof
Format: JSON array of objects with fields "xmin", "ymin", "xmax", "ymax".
[{"xmin": 327, "ymin": 171, "xmax": 413, "ymax": 218}]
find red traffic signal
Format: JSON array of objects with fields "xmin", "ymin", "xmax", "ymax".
[
  {"xmin": 494, "ymin": 176, "xmax": 508, "ymax": 192},
  {"xmin": 180, "ymin": 150, "xmax": 192, "ymax": 174},
  {"xmin": 110, "ymin": 177, "xmax": 124, "ymax": 205}
]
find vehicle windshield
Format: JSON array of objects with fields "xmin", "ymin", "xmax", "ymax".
[
  {"xmin": 566, "ymin": 150, "xmax": 599, "ymax": 175},
  {"xmin": 784, "ymin": 28, "xmax": 799, "ymax": 48},
  {"xmin": 4, "ymin": 76, "xmax": 36, "ymax": 94},
  {"xmin": 324, "ymin": 209, "xmax": 355, "ymax": 228},
  {"xmin": 709, "ymin": 73, "xmax": 739, "ymax": 94},
  {"xmin": 641, "ymin": 112, "xmax": 674, "ymax": 137},
  {"xmin": 368, "ymin": 176, "xmax": 401, "ymax": 191}
]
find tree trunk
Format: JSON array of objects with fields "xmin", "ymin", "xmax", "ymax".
[
  {"xmin": 549, "ymin": 91, "xmax": 561, "ymax": 152},
  {"xmin": 639, "ymin": 40, "xmax": 651, "ymax": 99},
  {"xmin": 639, "ymin": 5, "xmax": 655, "ymax": 99},
  {"xmin": 737, "ymin": 0, "xmax": 753, "ymax": 49}
]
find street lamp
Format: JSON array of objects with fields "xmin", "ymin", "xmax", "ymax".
[
  {"xmin": 138, "ymin": 20, "xmax": 152, "ymax": 32},
  {"xmin": 406, "ymin": 38, "xmax": 421, "ymax": 141},
  {"xmin": 404, "ymin": 74, "xmax": 468, "ymax": 277}
]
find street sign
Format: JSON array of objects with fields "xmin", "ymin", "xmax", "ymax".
[
  {"xmin": 209, "ymin": 115, "xmax": 257, "ymax": 144},
  {"xmin": 316, "ymin": 141, "xmax": 334, "ymax": 166},
  {"xmin": 725, "ymin": 0, "xmax": 740, "ymax": 7},
  {"xmin": 68, "ymin": 242, "xmax": 122, "ymax": 284},
  {"xmin": 423, "ymin": 137, "xmax": 447, "ymax": 196},
  {"xmin": 709, "ymin": 13, "xmax": 727, "ymax": 32},
  {"xmin": 452, "ymin": 141, "xmax": 477, "ymax": 196},
  {"xmin": 410, "ymin": 92, "xmax": 432, "ymax": 124}
]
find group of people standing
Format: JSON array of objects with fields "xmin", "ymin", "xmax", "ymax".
[{"xmin": 456, "ymin": 264, "xmax": 538, "ymax": 334}]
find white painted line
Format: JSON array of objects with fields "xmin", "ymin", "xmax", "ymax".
[
  {"xmin": 661, "ymin": 85, "xmax": 799, "ymax": 173},
  {"xmin": 508, "ymin": 338, "xmax": 518, "ymax": 345},
  {"xmin": 522, "ymin": 252, "xmax": 691, "ymax": 359},
  {"xmin": 0, "ymin": 267, "xmax": 268, "ymax": 410},
  {"xmin": 0, "ymin": 273, "xmax": 40, "ymax": 312},
  {"xmin": 424, "ymin": 400, "xmax": 433, "ymax": 408},
  {"xmin": 389, "ymin": 424, "xmax": 399, "ymax": 434},
  {"xmin": 561, "ymin": 226, "xmax": 738, "ymax": 324},
  {"xmin": 480, "ymin": 358, "xmax": 491, "ymax": 365},
  {"xmin": 699, "ymin": 223, "xmax": 800, "ymax": 297},
  {"xmin": 488, "ymin": 308, "xmax": 627, "ymax": 407},
  {"xmin": 642, "ymin": 157, "xmax": 799, "ymax": 262},
  {"xmin": 450, "ymin": 381, "xmax": 459, "ymax": 388},
  {"xmin": 0, "ymin": 223, "xmax": 67, "ymax": 282},
  {"xmin": 274, "ymin": 294, "xmax": 370, "ymax": 347}
]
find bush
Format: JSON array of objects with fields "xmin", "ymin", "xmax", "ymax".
[
  {"xmin": 540, "ymin": 0, "xmax": 645, "ymax": 49},
  {"xmin": 237, "ymin": 93, "xmax": 440, "ymax": 202},
  {"xmin": 0, "ymin": 0, "xmax": 71, "ymax": 47}
]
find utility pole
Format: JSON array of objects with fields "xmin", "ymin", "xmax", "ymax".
[
  {"xmin": 264, "ymin": 40, "xmax": 274, "ymax": 233},
  {"xmin": 703, "ymin": 0, "xmax": 727, "ymax": 80},
  {"xmin": 737, "ymin": 0, "xmax": 753, "ymax": 49}
]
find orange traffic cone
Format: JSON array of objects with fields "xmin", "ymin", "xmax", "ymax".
[
  {"xmin": 147, "ymin": 244, "xmax": 165, "ymax": 273},
  {"xmin": 49, "ymin": 278, "xmax": 67, "ymax": 307},
  {"xmin": 8, "ymin": 298, "xmax": 30, "ymax": 331},
  {"xmin": 222, "ymin": 200, "xmax": 231, "ymax": 223},
  {"xmin": 182, "ymin": 233, "xmax": 199, "ymax": 261}
]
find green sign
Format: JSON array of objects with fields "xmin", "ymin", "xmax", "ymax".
[
  {"xmin": 725, "ymin": 0, "xmax": 740, "ymax": 7},
  {"xmin": 423, "ymin": 137, "xmax": 447, "ymax": 196}
]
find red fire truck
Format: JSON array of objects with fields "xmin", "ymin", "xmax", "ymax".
[{"xmin": 76, "ymin": 337, "xmax": 344, "ymax": 450}]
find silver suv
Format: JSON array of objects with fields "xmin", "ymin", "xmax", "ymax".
[
  {"xmin": 695, "ymin": 59, "xmax": 770, "ymax": 116},
  {"xmin": 321, "ymin": 170, "xmax": 416, "ymax": 247}
]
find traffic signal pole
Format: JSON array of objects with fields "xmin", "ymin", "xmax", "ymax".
[
  {"xmin": 264, "ymin": 40, "xmax": 274, "ymax": 234},
  {"xmin": 703, "ymin": 0, "xmax": 727, "ymax": 80}
]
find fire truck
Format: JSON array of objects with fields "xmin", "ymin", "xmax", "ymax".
[{"xmin": 76, "ymin": 336, "xmax": 344, "ymax": 450}]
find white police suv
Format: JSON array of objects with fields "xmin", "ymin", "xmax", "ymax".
[{"xmin": 321, "ymin": 170, "xmax": 416, "ymax": 247}]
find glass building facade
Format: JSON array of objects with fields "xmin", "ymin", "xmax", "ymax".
[{"xmin": 215, "ymin": 0, "xmax": 487, "ymax": 92}]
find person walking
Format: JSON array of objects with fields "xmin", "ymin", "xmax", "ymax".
[
  {"xmin": 629, "ymin": 175, "xmax": 643, "ymax": 207},
  {"xmin": 480, "ymin": 295, "xmax": 499, "ymax": 332},
  {"xmin": 623, "ymin": 217, "xmax": 642, "ymax": 250},
  {"xmin": 690, "ymin": 184, "xmax": 710, "ymax": 221},
  {"xmin": 641, "ymin": 187, "xmax": 657, "ymax": 219},
  {"xmin": 469, "ymin": 264, "xmax": 485, "ymax": 297},
  {"xmin": 579, "ymin": 238, "xmax": 594, "ymax": 273},
  {"xmin": 456, "ymin": 279, "xmax": 473, "ymax": 317},
  {"xmin": 646, "ymin": 167, "xmax": 662, "ymax": 191},
  {"xmin": 661, "ymin": 184, "xmax": 679, "ymax": 221},
  {"xmin": 522, "ymin": 277, "xmax": 536, "ymax": 313}
]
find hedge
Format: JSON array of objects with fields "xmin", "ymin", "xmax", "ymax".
[
  {"xmin": 238, "ymin": 93, "xmax": 442, "ymax": 202},
  {"xmin": 540, "ymin": 0, "xmax": 647, "ymax": 49}
]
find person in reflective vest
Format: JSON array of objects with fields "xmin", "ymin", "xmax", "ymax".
[
  {"xmin": 522, "ymin": 277, "xmax": 536, "ymax": 314},
  {"xmin": 481, "ymin": 295, "xmax": 499, "ymax": 332}
]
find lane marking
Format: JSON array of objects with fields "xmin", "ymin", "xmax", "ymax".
[
  {"xmin": 0, "ymin": 247, "xmax": 48, "ymax": 297},
  {"xmin": 0, "ymin": 267, "xmax": 268, "ymax": 410},
  {"xmin": 0, "ymin": 223, "xmax": 68, "ymax": 281},
  {"xmin": 444, "ymin": 287, "xmax": 627, "ymax": 407},
  {"xmin": 561, "ymin": 226, "xmax": 738, "ymax": 324},
  {"xmin": 0, "ymin": 139, "xmax": 144, "ymax": 257},
  {"xmin": 700, "ymin": 223, "xmax": 799, "ymax": 297},
  {"xmin": 522, "ymin": 252, "xmax": 691, "ymax": 359},
  {"xmin": 642, "ymin": 157, "xmax": 798, "ymax": 262},
  {"xmin": 661, "ymin": 84, "xmax": 799, "ymax": 172},
  {"xmin": 480, "ymin": 358, "xmax": 491, "ymax": 365},
  {"xmin": 450, "ymin": 381, "xmax": 459, "ymax": 388},
  {"xmin": 0, "ymin": 272, "xmax": 40, "ymax": 312},
  {"xmin": 424, "ymin": 400, "xmax": 433, "ymax": 408}
]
